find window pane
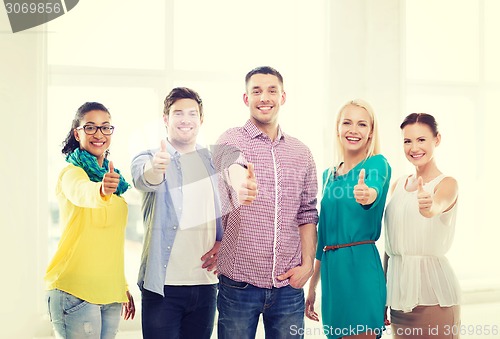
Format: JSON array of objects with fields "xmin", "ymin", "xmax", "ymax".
[
  {"xmin": 173, "ymin": 73, "xmax": 327, "ymax": 171},
  {"xmin": 173, "ymin": 0, "xmax": 320, "ymax": 72},
  {"xmin": 47, "ymin": 0, "xmax": 165, "ymax": 69},
  {"xmin": 405, "ymin": 0, "xmax": 479, "ymax": 82},
  {"xmin": 405, "ymin": 91, "xmax": 483, "ymax": 281},
  {"xmin": 479, "ymin": 89, "xmax": 500, "ymax": 284},
  {"xmin": 169, "ymin": 79, "xmax": 247, "ymax": 147},
  {"xmin": 47, "ymin": 86, "xmax": 161, "ymax": 291}
]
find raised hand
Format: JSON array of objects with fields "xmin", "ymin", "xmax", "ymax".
[
  {"xmin": 152, "ymin": 139, "xmax": 171, "ymax": 174},
  {"xmin": 417, "ymin": 176, "xmax": 433, "ymax": 217},
  {"xmin": 101, "ymin": 161, "xmax": 120, "ymax": 196},
  {"xmin": 354, "ymin": 169, "xmax": 370, "ymax": 205},
  {"xmin": 238, "ymin": 163, "xmax": 258, "ymax": 206}
]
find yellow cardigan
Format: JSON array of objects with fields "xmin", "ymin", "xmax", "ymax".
[{"xmin": 45, "ymin": 164, "xmax": 128, "ymax": 304}]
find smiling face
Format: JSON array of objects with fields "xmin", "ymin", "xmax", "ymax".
[
  {"xmin": 337, "ymin": 104, "xmax": 373, "ymax": 156},
  {"xmin": 402, "ymin": 122, "xmax": 441, "ymax": 166},
  {"xmin": 244, "ymin": 73, "xmax": 286, "ymax": 131},
  {"xmin": 73, "ymin": 110, "xmax": 112, "ymax": 166},
  {"xmin": 164, "ymin": 98, "xmax": 202, "ymax": 153}
]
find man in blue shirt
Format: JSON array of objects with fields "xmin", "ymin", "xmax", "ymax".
[{"xmin": 131, "ymin": 87, "xmax": 222, "ymax": 339}]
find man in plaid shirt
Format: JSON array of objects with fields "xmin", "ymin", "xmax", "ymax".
[{"xmin": 214, "ymin": 66, "xmax": 319, "ymax": 339}]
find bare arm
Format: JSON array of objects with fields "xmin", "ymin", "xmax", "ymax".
[
  {"xmin": 305, "ymin": 259, "xmax": 321, "ymax": 321},
  {"xmin": 418, "ymin": 176, "xmax": 458, "ymax": 218},
  {"xmin": 383, "ymin": 252, "xmax": 391, "ymax": 325},
  {"xmin": 299, "ymin": 223, "xmax": 317, "ymax": 277}
]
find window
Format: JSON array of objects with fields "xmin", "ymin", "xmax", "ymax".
[
  {"xmin": 45, "ymin": 1, "xmax": 329, "ymax": 333},
  {"xmin": 404, "ymin": 0, "xmax": 500, "ymax": 288}
]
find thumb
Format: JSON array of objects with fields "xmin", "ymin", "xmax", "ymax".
[
  {"xmin": 247, "ymin": 163, "xmax": 255, "ymax": 179},
  {"xmin": 277, "ymin": 269, "xmax": 293, "ymax": 281},
  {"xmin": 358, "ymin": 168, "xmax": 365, "ymax": 185},
  {"xmin": 417, "ymin": 176, "xmax": 424, "ymax": 192},
  {"xmin": 109, "ymin": 161, "xmax": 114, "ymax": 173},
  {"xmin": 160, "ymin": 139, "xmax": 167, "ymax": 152}
]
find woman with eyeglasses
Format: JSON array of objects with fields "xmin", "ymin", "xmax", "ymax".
[{"xmin": 45, "ymin": 102, "xmax": 135, "ymax": 339}]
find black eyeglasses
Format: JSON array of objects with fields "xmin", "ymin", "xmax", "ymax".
[{"xmin": 76, "ymin": 125, "xmax": 115, "ymax": 135}]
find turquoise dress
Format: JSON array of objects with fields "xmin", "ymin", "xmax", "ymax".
[{"xmin": 316, "ymin": 154, "xmax": 391, "ymax": 339}]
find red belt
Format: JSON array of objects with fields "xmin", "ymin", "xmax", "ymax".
[{"xmin": 323, "ymin": 240, "xmax": 375, "ymax": 252}]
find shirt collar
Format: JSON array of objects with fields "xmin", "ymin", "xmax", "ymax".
[
  {"xmin": 165, "ymin": 140, "xmax": 179, "ymax": 158},
  {"xmin": 166, "ymin": 140, "xmax": 211, "ymax": 160},
  {"xmin": 243, "ymin": 119, "xmax": 285, "ymax": 141}
]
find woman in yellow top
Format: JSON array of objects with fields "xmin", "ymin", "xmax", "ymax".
[{"xmin": 45, "ymin": 102, "xmax": 135, "ymax": 339}]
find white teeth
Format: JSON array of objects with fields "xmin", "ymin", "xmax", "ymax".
[
  {"xmin": 346, "ymin": 137, "xmax": 360, "ymax": 141},
  {"xmin": 258, "ymin": 106, "xmax": 272, "ymax": 111},
  {"xmin": 92, "ymin": 142, "xmax": 104, "ymax": 146},
  {"xmin": 412, "ymin": 154, "xmax": 424, "ymax": 158}
]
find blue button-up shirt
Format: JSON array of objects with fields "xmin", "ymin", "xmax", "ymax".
[{"xmin": 131, "ymin": 141, "xmax": 223, "ymax": 296}]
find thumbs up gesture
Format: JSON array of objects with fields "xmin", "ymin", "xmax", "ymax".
[
  {"xmin": 238, "ymin": 163, "xmax": 258, "ymax": 206},
  {"xmin": 101, "ymin": 161, "xmax": 120, "ymax": 196},
  {"xmin": 417, "ymin": 177, "xmax": 433, "ymax": 217},
  {"xmin": 143, "ymin": 140, "xmax": 170, "ymax": 185},
  {"xmin": 152, "ymin": 139, "xmax": 171, "ymax": 174},
  {"xmin": 354, "ymin": 169, "xmax": 371, "ymax": 205}
]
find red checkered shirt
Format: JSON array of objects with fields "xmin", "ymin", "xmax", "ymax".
[{"xmin": 214, "ymin": 119, "xmax": 319, "ymax": 289}]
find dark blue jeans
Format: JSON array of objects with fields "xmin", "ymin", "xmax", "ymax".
[
  {"xmin": 217, "ymin": 275, "xmax": 305, "ymax": 339},
  {"xmin": 141, "ymin": 284, "xmax": 217, "ymax": 339}
]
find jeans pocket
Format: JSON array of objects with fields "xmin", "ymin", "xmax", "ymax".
[
  {"xmin": 141, "ymin": 288, "xmax": 163, "ymax": 301},
  {"xmin": 219, "ymin": 275, "xmax": 249, "ymax": 289},
  {"xmin": 63, "ymin": 291, "xmax": 89, "ymax": 314},
  {"xmin": 287, "ymin": 283, "xmax": 303, "ymax": 291},
  {"xmin": 47, "ymin": 296, "xmax": 52, "ymax": 322}
]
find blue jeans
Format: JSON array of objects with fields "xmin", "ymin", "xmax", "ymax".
[
  {"xmin": 141, "ymin": 284, "xmax": 217, "ymax": 339},
  {"xmin": 217, "ymin": 275, "xmax": 305, "ymax": 339},
  {"xmin": 47, "ymin": 289, "xmax": 121, "ymax": 339}
]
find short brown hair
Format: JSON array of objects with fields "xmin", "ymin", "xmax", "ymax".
[{"xmin": 163, "ymin": 87, "xmax": 203, "ymax": 118}]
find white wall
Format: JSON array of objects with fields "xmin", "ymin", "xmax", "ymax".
[
  {"xmin": 327, "ymin": 0, "xmax": 402, "ymax": 169},
  {"xmin": 0, "ymin": 11, "xmax": 48, "ymax": 338}
]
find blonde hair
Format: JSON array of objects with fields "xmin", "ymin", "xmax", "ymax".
[{"xmin": 332, "ymin": 99, "xmax": 380, "ymax": 166}]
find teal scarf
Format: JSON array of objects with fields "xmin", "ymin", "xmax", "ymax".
[{"xmin": 66, "ymin": 148, "xmax": 130, "ymax": 196}]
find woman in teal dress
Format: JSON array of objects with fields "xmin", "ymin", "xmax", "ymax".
[{"xmin": 306, "ymin": 99, "xmax": 391, "ymax": 339}]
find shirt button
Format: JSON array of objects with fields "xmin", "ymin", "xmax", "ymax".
[
  {"xmin": 173, "ymin": 226, "xmax": 177, "ymax": 230},
  {"xmin": 167, "ymin": 246, "xmax": 171, "ymax": 250}
]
